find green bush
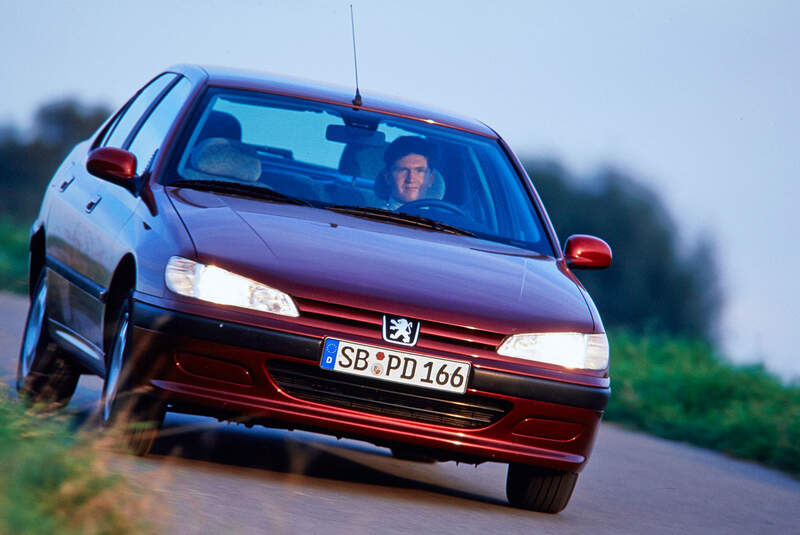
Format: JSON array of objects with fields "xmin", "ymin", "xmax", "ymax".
[
  {"xmin": 0, "ymin": 217, "xmax": 28, "ymax": 294},
  {"xmin": 0, "ymin": 390, "xmax": 156, "ymax": 534},
  {"xmin": 606, "ymin": 332, "xmax": 800, "ymax": 475}
]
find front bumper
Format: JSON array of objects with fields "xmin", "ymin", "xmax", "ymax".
[{"xmin": 131, "ymin": 300, "xmax": 610, "ymax": 472}]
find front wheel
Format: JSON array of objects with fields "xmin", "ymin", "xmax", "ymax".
[
  {"xmin": 16, "ymin": 271, "xmax": 80, "ymax": 408},
  {"xmin": 101, "ymin": 293, "xmax": 164, "ymax": 456},
  {"xmin": 506, "ymin": 463, "xmax": 578, "ymax": 514}
]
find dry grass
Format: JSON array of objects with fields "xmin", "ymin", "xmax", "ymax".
[{"xmin": 0, "ymin": 388, "xmax": 167, "ymax": 534}]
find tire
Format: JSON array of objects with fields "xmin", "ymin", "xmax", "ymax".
[
  {"xmin": 506, "ymin": 463, "xmax": 578, "ymax": 514},
  {"xmin": 16, "ymin": 271, "xmax": 80, "ymax": 408},
  {"xmin": 100, "ymin": 293, "xmax": 164, "ymax": 456}
]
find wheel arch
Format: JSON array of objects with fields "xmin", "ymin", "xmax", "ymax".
[
  {"xmin": 103, "ymin": 254, "xmax": 137, "ymax": 355},
  {"xmin": 28, "ymin": 227, "xmax": 46, "ymax": 297}
]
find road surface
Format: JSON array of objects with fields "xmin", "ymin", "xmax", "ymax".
[{"xmin": 1, "ymin": 292, "xmax": 797, "ymax": 534}]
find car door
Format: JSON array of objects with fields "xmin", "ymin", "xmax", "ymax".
[{"xmin": 45, "ymin": 73, "xmax": 178, "ymax": 365}]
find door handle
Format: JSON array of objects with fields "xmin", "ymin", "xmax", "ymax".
[
  {"xmin": 59, "ymin": 176, "xmax": 75, "ymax": 192},
  {"xmin": 85, "ymin": 194, "xmax": 102, "ymax": 213}
]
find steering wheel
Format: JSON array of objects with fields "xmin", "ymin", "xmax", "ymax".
[{"xmin": 398, "ymin": 199, "xmax": 467, "ymax": 217}]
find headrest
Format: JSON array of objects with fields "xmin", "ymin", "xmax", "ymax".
[
  {"xmin": 374, "ymin": 168, "xmax": 446, "ymax": 201},
  {"xmin": 339, "ymin": 143, "xmax": 386, "ymax": 178},
  {"xmin": 188, "ymin": 137, "xmax": 261, "ymax": 183},
  {"xmin": 197, "ymin": 111, "xmax": 242, "ymax": 142}
]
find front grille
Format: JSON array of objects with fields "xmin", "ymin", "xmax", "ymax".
[
  {"xmin": 266, "ymin": 360, "xmax": 511, "ymax": 429},
  {"xmin": 294, "ymin": 297, "xmax": 504, "ymax": 353}
]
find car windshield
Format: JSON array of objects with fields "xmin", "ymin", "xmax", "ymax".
[{"xmin": 165, "ymin": 88, "xmax": 553, "ymax": 255}]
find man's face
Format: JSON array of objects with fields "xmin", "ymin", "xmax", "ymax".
[{"xmin": 389, "ymin": 153, "xmax": 432, "ymax": 203}]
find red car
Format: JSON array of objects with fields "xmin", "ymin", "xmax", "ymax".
[{"xmin": 18, "ymin": 65, "xmax": 612, "ymax": 513}]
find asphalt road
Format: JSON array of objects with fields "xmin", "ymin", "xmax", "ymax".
[{"xmin": 1, "ymin": 291, "xmax": 798, "ymax": 534}]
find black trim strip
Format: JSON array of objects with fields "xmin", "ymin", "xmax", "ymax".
[
  {"xmin": 472, "ymin": 368, "xmax": 610, "ymax": 411},
  {"xmin": 45, "ymin": 254, "xmax": 108, "ymax": 303},
  {"xmin": 132, "ymin": 301, "xmax": 322, "ymax": 361},
  {"xmin": 131, "ymin": 301, "xmax": 610, "ymax": 411}
]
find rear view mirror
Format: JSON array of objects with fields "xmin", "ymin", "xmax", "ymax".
[
  {"xmin": 564, "ymin": 234, "xmax": 612, "ymax": 270},
  {"xmin": 86, "ymin": 147, "xmax": 138, "ymax": 193},
  {"xmin": 326, "ymin": 124, "xmax": 385, "ymax": 146},
  {"xmin": 87, "ymin": 147, "xmax": 137, "ymax": 180}
]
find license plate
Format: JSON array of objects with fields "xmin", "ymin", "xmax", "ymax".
[{"xmin": 320, "ymin": 338, "xmax": 470, "ymax": 394}]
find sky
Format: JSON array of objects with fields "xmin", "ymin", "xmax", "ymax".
[{"xmin": 1, "ymin": 0, "xmax": 798, "ymax": 378}]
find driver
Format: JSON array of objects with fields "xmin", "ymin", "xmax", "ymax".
[{"xmin": 375, "ymin": 136, "xmax": 445, "ymax": 209}]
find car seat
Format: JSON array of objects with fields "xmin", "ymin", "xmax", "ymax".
[
  {"xmin": 185, "ymin": 138, "xmax": 262, "ymax": 183},
  {"xmin": 197, "ymin": 111, "xmax": 243, "ymax": 142},
  {"xmin": 182, "ymin": 111, "xmax": 262, "ymax": 183},
  {"xmin": 339, "ymin": 143, "xmax": 386, "ymax": 179},
  {"xmin": 331, "ymin": 143, "xmax": 386, "ymax": 205}
]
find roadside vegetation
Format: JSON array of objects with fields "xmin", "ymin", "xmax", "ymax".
[
  {"xmin": 0, "ymin": 389, "xmax": 158, "ymax": 534},
  {"xmin": 0, "ymin": 217, "xmax": 28, "ymax": 294},
  {"xmin": 605, "ymin": 332, "xmax": 800, "ymax": 476}
]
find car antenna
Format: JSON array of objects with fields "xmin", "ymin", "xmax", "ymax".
[{"xmin": 349, "ymin": 4, "xmax": 362, "ymax": 107}]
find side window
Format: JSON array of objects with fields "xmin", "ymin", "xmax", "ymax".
[
  {"xmin": 103, "ymin": 73, "xmax": 177, "ymax": 149},
  {"xmin": 127, "ymin": 78, "xmax": 193, "ymax": 176},
  {"xmin": 96, "ymin": 113, "xmax": 123, "ymax": 149}
]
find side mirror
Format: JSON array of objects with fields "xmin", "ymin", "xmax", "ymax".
[
  {"xmin": 564, "ymin": 234, "xmax": 612, "ymax": 270},
  {"xmin": 86, "ymin": 147, "xmax": 138, "ymax": 193}
]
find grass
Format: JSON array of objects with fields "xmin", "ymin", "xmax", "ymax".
[
  {"xmin": 0, "ymin": 218, "xmax": 162, "ymax": 532},
  {"xmin": 605, "ymin": 331, "xmax": 800, "ymax": 476},
  {"xmin": 0, "ymin": 217, "xmax": 28, "ymax": 294},
  {"xmin": 0, "ymin": 389, "xmax": 160, "ymax": 534}
]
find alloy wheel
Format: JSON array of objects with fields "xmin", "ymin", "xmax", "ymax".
[
  {"xmin": 103, "ymin": 311, "xmax": 129, "ymax": 423},
  {"xmin": 19, "ymin": 274, "xmax": 47, "ymax": 381}
]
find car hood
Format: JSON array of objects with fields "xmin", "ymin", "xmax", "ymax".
[{"xmin": 167, "ymin": 188, "xmax": 594, "ymax": 334}]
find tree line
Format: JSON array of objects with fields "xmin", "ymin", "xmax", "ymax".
[
  {"xmin": 0, "ymin": 99, "xmax": 109, "ymax": 221},
  {"xmin": 0, "ymin": 99, "xmax": 721, "ymax": 343},
  {"xmin": 525, "ymin": 160, "xmax": 721, "ymax": 343}
]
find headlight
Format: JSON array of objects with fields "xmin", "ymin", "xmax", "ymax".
[
  {"xmin": 497, "ymin": 332, "xmax": 609, "ymax": 370},
  {"xmin": 165, "ymin": 256, "xmax": 299, "ymax": 317}
]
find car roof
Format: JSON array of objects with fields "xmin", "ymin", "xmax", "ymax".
[{"xmin": 167, "ymin": 64, "xmax": 498, "ymax": 138}]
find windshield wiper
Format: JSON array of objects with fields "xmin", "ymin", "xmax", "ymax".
[
  {"xmin": 169, "ymin": 179, "xmax": 313, "ymax": 206},
  {"xmin": 324, "ymin": 205, "xmax": 477, "ymax": 237}
]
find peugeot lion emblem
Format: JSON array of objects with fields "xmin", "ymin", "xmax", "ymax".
[{"xmin": 382, "ymin": 314, "xmax": 421, "ymax": 347}]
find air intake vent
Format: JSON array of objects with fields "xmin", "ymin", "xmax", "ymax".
[{"xmin": 267, "ymin": 360, "xmax": 511, "ymax": 429}]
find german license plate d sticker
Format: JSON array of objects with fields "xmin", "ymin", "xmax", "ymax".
[{"xmin": 321, "ymin": 339, "xmax": 340, "ymax": 370}]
